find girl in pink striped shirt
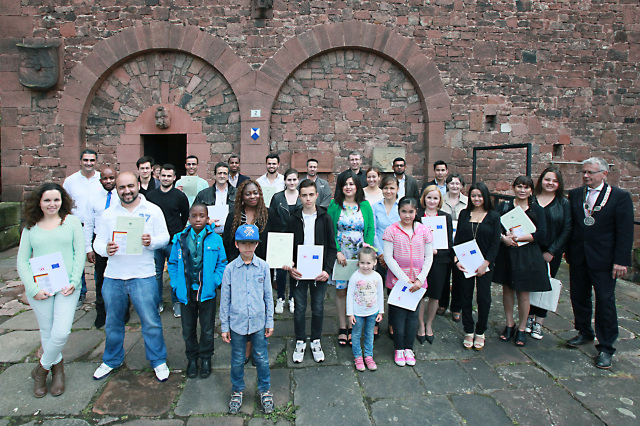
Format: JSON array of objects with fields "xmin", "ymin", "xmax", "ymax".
[{"xmin": 383, "ymin": 197, "xmax": 434, "ymax": 367}]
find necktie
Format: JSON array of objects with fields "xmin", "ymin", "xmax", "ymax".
[{"xmin": 105, "ymin": 191, "xmax": 112, "ymax": 209}]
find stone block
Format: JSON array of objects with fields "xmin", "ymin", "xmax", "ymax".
[
  {"xmin": 0, "ymin": 330, "xmax": 40, "ymax": 362},
  {"xmin": 0, "ymin": 16, "xmax": 32, "ymax": 38},
  {"xmin": 450, "ymin": 394, "xmax": 513, "ymax": 426},
  {"xmin": 0, "ymin": 202, "xmax": 20, "ymax": 230},
  {"xmin": 371, "ymin": 397, "xmax": 462, "ymax": 425}
]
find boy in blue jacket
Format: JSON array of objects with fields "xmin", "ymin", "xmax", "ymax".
[{"xmin": 168, "ymin": 203, "xmax": 227, "ymax": 379}]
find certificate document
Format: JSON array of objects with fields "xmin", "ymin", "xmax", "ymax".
[
  {"xmin": 180, "ymin": 176, "xmax": 198, "ymax": 199},
  {"xmin": 331, "ymin": 259, "xmax": 359, "ymax": 281},
  {"xmin": 421, "ymin": 215, "xmax": 448, "ymax": 250},
  {"xmin": 452, "ymin": 220, "xmax": 458, "ymax": 239},
  {"xmin": 261, "ymin": 186, "xmax": 278, "ymax": 206},
  {"xmin": 207, "ymin": 205, "xmax": 229, "ymax": 228},
  {"xmin": 388, "ymin": 280, "xmax": 426, "ymax": 311},
  {"xmin": 113, "ymin": 216, "xmax": 145, "ymax": 255},
  {"xmin": 30, "ymin": 252, "xmax": 70, "ymax": 294},
  {"xmin": 266, "ymin": 232, "xmax": 294, "ymax": 269},
  {"xmin": 453, "ymin": 240, "xmax": 488, "ymax": 278},
  {"xmin": 500, "ymin": 206, "xmax": 536, "ymax": 246},
  {"xmin": 296, "ymin": 245, "xmax": 324, "ymax": 280}
]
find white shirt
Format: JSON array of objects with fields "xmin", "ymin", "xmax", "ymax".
[
  {"xmin": 63, "ymin": 170, "xmax": 102, "ymax": 224},
  {"xmin": 584, "ymin": 181, "xmax": 605, "ymax": 216},
  {"xmin": 215, "ymin": 185, "xmax": 228, "ymax": 205},
  {"xmin": 229, "ymin": 174, "xmax": 239, "ymax": 188},
  {"xmin": 94, "ymin": 195, "xmax": 169, "ymax": 280},
  {"xmin": 256, "ymin": 173, "xmax": 285, "ymax": 191},
  {"xmin": 397, "ymin": 175, "xmax": 406, "ymax": 199},
  {"xmin": 302, "ymin": 211, "xmax": 317, "ymax": 246},
  {"xmin": 84, "ymin": 188, "xmax": 114, "ymax": 253}
]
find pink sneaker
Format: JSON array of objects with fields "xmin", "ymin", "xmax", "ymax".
[
  {"xmin": 394, "ymin": 350, "xmax": 406, "ymax": 367},
  {"xmin": 404, "ymin": 349, "xmax": 416, "ymax": 366},
  {"xmin": 354, "ymin": 356, "xmax": 365, "ymax": 372},
  {"xmin": 364, "ymin": 356, "xmax": 377, "ymax": 371}
]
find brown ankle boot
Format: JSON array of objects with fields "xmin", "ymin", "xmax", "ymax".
[
  {"xmin": 50, "ymin": 360, "xmax": 65, "ymax": 397},
  {"xmin": 31, "ymin": 363, "xmax": 49, "ymax": 398}
]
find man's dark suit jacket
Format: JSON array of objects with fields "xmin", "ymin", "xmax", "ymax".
[
  {"xmin": 402, "ymin": 174, "xmax": 420, "ymax": 200},
  {"xmin": 565, "ymin": 183, "xmax": 633, "ymax": 272}
]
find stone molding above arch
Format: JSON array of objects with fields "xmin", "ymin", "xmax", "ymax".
[{"xmin": 56, "ymin": 22, "xmax": 250, "ymax": 174}]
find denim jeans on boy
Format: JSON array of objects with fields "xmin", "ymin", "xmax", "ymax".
[
  {"xmin": 390, "ymin": 305, "xmax": 419, "ymax": 351},
  {"xmin": 230, "ymin": 328, "xmax": 270, "ymax": 393},
  {"xmin": 103, "ymin": 277, "xmax": 167, "ymax": 368},
  {"xmin": 351, "ymin": 312, "xmax": 377, "ymax": 359},
  {"xmin": 293, "ymin": 280, "xmax": 327, "ymax": 341},
  {"xmin": 181, "ymin": 298, "xmax": 216, "ymax": 361},
  {"xmin": 154, "ymin": 243, "xmax": 177, "ymax": 305}
]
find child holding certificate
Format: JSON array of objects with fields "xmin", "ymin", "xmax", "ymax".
[
  {"xmin": 168, "ymin": 204, "xmax": 228, "ymax": 379},
  {"xmin": 382, "ymin": 197, "xmax": 434, "ymax": 367},
  {"xmin": 347, "ymin": 246, "xmax": 384, "ymax": 371},
  {"xmin": 284, "ymin": 179, "xmax": 337, "ymax": 364}
]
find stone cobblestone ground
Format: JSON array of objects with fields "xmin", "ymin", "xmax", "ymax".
[{"xmin": 1, "ymin": 245, "xmax": 639, "ymax": 425}]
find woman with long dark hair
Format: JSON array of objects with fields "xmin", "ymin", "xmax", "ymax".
[
  {"xmin": 526, "ymin": 166, "xmax": 571, "ymax": 339},
  {"xmin": 17, "ymin": 183, "xmax": 85, "ymax": 398},
  {"xmin": 327, "ymin": 171, "xmax": 375, "ymax": 346}
]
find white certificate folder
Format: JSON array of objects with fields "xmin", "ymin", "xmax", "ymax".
[
  {"xmin": 266, "ymin": 232, "xmax": 294, "ymax": 269},
  {"xmin": 453, "ymin": 240, "xmax": 488, "ymax": 278},
  {"xmin": 296, "ymin": 245, "xmax": 324, "ymax": 280},
  {"xmin": 30, "ymin": 252, "xmax": 70, "ymax": 294},
  {"xmin": 421, "ymin": 215, "xmax": 448, "ymax": 250},
  {"xmin": 387, "ymin": 280, "xmax": 426, "ymax": 311}
]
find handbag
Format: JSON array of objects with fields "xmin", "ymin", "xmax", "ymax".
[{"xmin": 529, "ymin": 265, "xmax": 562, "ymax": 312}]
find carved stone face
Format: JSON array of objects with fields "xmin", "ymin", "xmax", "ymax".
[{"xmin": 155, "ymin": 106, "xmax": 171, "ymax": 129}]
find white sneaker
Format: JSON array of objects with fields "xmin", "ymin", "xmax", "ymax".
[
  {"xmin": 310, "ymin": 339, "xmax": 325, "ymax": 363},
  {"xmin": 275, "ymin": 298, "xmax": 284, "ymax": 314},
  {"xmin": 404, "ymin": 349, "xmax": 416, "ymax": 366},
  {"xmin": 158, "ymin": 303, "xmax": 164, "ymax": 314},
  {"xmin": 531, "ymin": 322, "xmax": 544, "ymax": 340},
  {"xmin": 289, "ymin": 298, "xmax": 295, "ymax": 313},
  {"xmin": 173, "ymin": 302, "xmax": 181, "ymax": 318},
  {"xmin": 154, "ymin": 363, "xmax": 170, "ymax": 382},
  {"xmin": 93, "ymin": 363, "xmax": 114, "ymax": 380},
  {"xmin": 292, "ymin": 340, "xmax": 306, "ymax": 363}
]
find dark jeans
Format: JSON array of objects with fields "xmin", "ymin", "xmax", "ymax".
[
  {"xmin": 529, "ymin": 305, "xmax": 548, "ymax": 318},
  {"xmin": 275, "ymin": 269, "xmax": 293, "ymax": 300},
  {"xmin": 390, "ymin": 305, "xmax": 419, "ymax": 351},
  {"xmin": 570, "ymin": 264, "xmax": 618, "ymax": 355},
  {"xmin": 459, "ymin": 270, "xmax": 492, "ymax": 335},
  {"xmin": 293, "ymin": 280, "xmax": 327, "ymax": 341},
  {"xmin": 155, "ymin": 243, "xmax": 177, "ymax": 305},
  {"xmin": 94, "ymin": 253, "xmax": 108, "ymax": 322},
  {"xmin": 180, "ymin": 299, "xmax": 216, "ymax": 360},
  {"xmin": 439, "ymin": 266, "xmax": 462, "ymax": 312}
]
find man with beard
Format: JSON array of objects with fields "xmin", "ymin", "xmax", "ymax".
[
  {"xmin": 392, "ymin": 157, "xmax": 419, "ymax": 200},
  {"xmin": 146, "ymin": 164, "xmax": 190, "ymax": 318},
  {"xmin": 93, "ymin": 172, "xmax": 170, "ymax": 382}
]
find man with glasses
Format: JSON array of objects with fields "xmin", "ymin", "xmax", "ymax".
[
  {"xmin": 565, "ymin": 157, "xmax": 633, "ymax": 369},
  {"xmin": 392, "ymin": 157, "xmax": 419, "ymax": 200}
]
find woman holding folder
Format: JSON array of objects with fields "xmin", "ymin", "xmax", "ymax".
[
  {"xmin": 494, "ymin": 176, "xmax": 550, "ymax": 347},
  {"xmin": 17, "ymin": 183, "xmax": 85, "ymax": 398},
  {"xmin": 453, "ymin": 182, "xmax": 501, "ymax": 350}
]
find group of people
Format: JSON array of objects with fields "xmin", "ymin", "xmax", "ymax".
[{"xmin": 16, "ymin": 149, "xmax": 634, "ymax": 413}]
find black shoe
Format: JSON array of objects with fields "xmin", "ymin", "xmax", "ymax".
[
  {"xmin": 595, "ymin": 352, "xmax": 613, "ymax": 369},
  {"xmin": 416, "ymin": 335, "xmax": 426, "ymax": 345},
  {"xmin": 200, "ymin": 358, "xmax": 211, "ymax": 378},
  {"xmin": 514, "ymin": 330, "xmax": 526, "ymax": 347},
  {"xmin": 94, "ymin": 316, "xmax": 105, "ymax": 329},
  {"xmin": 425, "ymin": 334, "xmax": 434, "ymax": 345},
  {"xmin": 567, "ymin": 334, "xmax": 594, "ymax": 347},
  {"xmin": 500, "ymin": 326, "xmax": 515, "ymax": 341},
  {"xmin": 186, "ymin": 360, "xmax": 198, "ymax": 378}
]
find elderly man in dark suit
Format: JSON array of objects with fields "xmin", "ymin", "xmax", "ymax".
[{"xmin": 565, "ymin": 157, "xmax": 634, "ymax": 369}]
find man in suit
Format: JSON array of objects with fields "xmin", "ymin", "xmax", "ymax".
[
  {"xmin": 421, "ymin": 160, "xmax": 448, "ymax": 196},
  {"xmin": 392, "ymin": 157, "xmax": 420, "ymax": 200},
  {"xmin": 335, "ymin": 151, "xmax": 367, "ymax": 197},
  {"xmin": 228, "ymin": 154, "xmax": 250, "ymax": 188},
  {"xmin": 565, "ymin": 157, "xmax": 634, "ymax": 369}
]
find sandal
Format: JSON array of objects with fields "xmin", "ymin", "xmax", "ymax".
[
  {"xmin": 473, "ymin": 334, "xmax": 485, "ymax": 350},
  {"xmin": 451, "ymin": 312, "xmax": 461, "ymax": 322},
  {"xmin": 436, "ymin": 307, "xmax": 446, "ymax": 316},
  {"xmin": 347, "ymin": 328, "xmax": 353, "ymax": 346},
  {"xmin": 515, "ymin": 330, "xmax": 526, "ymax": 347},
  {"xmin": 463, "ymin": 333, "xmax": 474, "ymax": 349},
  {"xmin": 500, "ymin": 325, "xmax": 516, "ymax": 341},
  {"xmin": 338, "ymin": 328, "xmax": 348, "ymax": 346}
]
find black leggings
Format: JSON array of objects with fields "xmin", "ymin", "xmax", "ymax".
[{"xmin": 458, "ymin": 270, "xmax": 493, "ymax": 335}]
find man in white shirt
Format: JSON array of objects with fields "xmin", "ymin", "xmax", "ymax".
[
  {"xmin": 303, "ymin": 158, "xmax": 331, "ymax": 208},
  {"xmin": 256, "ymin": 153, "xmax": 285, "ymax": 191},
  {"xmin": 92, "ymin": 172, "xmax": 170, "ymax": 383},
  {"xmin": 228, "ymin": 154, "xmax": 250, "ymax": 188},
  {"xmin": 194, "ymin": 162, "xmax": 237, "ymax": 234},
  {"xmin": 176, "ymin": 155, "xmax": 209, "ymax": 206},
  {"xmin": 63, "ymin": 148, "xmax": 103, "ymax": 308},
  {"xmin": 84, "ymin": 167, "xmax": 121, "ymax": 329}
]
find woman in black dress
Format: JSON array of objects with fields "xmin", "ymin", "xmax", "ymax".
[
  {"xmin": 495, "ymin": 176, "xmax": 550, "ymax": 347},
  {"xmin": 526, "ymin": 167, "xmax": 571, "ymax": 339},
  {"xmin": 453, "ymin": 182, "xmax": 501, "ymax": 350}
]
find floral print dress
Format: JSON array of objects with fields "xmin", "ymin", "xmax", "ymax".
[{"xmin": 335, "ymin": 205, "xmax": 365, "ymax": 289}]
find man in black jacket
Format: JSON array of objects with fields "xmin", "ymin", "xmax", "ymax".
[
  {"xmin": 392, "ymin": 157, "xmax": 420, "ymax": 200},
  {"xmin": 284, "ymin": 179, "xmax": 338, "ymax": 364},
  {"xmin": 565, "ymin": 157, "xmax": 634, "ymax": 369}
]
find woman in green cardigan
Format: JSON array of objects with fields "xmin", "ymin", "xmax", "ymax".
[
  {"xmin": 17, "ymin": 183, "xmax": 85, "ymax": 398},
  {"xmin": 327, "ymin": 171, "xmax": 375, "ymax": 346}
]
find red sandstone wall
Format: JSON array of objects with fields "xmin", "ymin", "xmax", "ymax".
[{"xmin": 0, "ymin": 0, "xmax": 638, "ymax": 246}]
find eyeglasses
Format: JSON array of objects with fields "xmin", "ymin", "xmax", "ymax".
[{"xmin": 580, "ymin": 170, "xmax": 605, "ymax": 176}]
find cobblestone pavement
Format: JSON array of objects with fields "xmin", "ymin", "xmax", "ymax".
[{"xmin": 1, "ymin": 245, "xmax": 639, "ymax": 425}]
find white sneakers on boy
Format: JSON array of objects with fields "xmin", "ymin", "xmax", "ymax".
[
  {"xmin": 310, "ymin": 339, "xmax": 325, "ymax": 362},
  {"xmin": 275, "ymin": 298, "xmax": 285, "ymax": 314},
  {"xmin": 93, "ymin": 363, "xmax": 114, "ymax": 380},
  {"xmin": 293, "ymin": 340, "xmax": 306, "ymax": 363},
  {"xmin": 154, "ymin": 363, "xmax": 170, "ymax": 382}
]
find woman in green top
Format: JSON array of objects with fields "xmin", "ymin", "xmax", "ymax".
[
  {"xmin": 327, "ymin": 171, "xmax": 375, "ymax": 346},
  {"xmin": 16, "ymin": 183, "xmax": 85, "ymax": 398}
]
